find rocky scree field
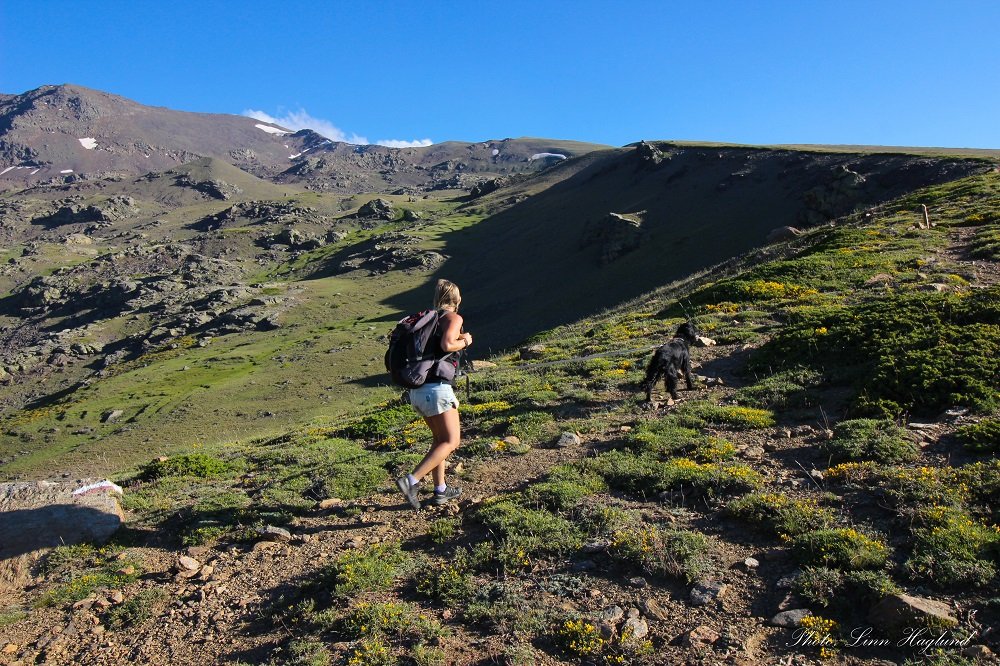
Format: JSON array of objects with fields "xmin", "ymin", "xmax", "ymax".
[{"xmin": 1, "ymin": 170, "xmax": 999, "ymax": 665}]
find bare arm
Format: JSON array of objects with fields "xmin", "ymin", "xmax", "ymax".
[{"xmin": 440, "ymin": 312, "xmax": 472, "ymax": 353}]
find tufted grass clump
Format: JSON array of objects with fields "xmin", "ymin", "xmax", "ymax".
[
  {"xmin": 794, "ymin": 567, "xmax": 901, "ymax": 609},
  {"xmin": 36, "ymin": 544, "xmax": 143, "ymax": 607},
  {"xmin": 139, "ymin": 453, "xmax": 232, "ymax": 481},
  {"xmin": 475, "ymin": 496, "xmax": 583, "ymax": 567},
  {"xmin": 584, "ymin": 450, "xmax": 763, "ymax": 498},
  {"xmin": 905, "ymin": 505, "xmax": 1000, "ymax": 588},
  {"xmin": 823, "ymin": 419, "xmax": 918, "ymax": 464},
  {"xmin": 726, "ymin": 492, "xmax": 836, "ymax": 538},
  {"xmin": 315, "ymin": 542, "xmax": 411, "ymax": 599},
  {"xmin": 339, "ymin": 601, "xmax": 444, "ymax": 643},
  {"xmin": 676, "ymin": 401, "xmax": 776, "ymax": 430},
  {"xmin": 339, "ymin": 402, "xmax": 415, "ymax": 443},
  {"xmin": 414, "ymin": 560, "xmax": 475, "ymax": 607},
  {"xmin": 523, "ymin": 464, "xmax": 607, "ymax": 511},
  {"xmin": 627, "ymin": 416, "xmax": 735, "ymax": 461},
  {"xmin": 956, "ymin": 419, "xmax": 1000, "ymax": 454},
  {"xmin": 734, "ymin": 368, "xmax": 823, "ymax": 410},
  {"xmin": 790, "ymin": 528, "xmax": 890, "ymax": 570},
  {"xmin": 105, "ymin": 588, "xmax": 169, "ymax": 630},
  {"xmin": 611, "ymin": 526, "xmax": 714, "ymax": 583},
  {"xmin": 969, "ymin": 225, "xmax": 1000, "ymax": 260}
]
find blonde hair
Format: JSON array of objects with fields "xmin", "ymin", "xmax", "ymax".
[{"xmin": 434, "ymin": 279, "xmax": 461, "ymax": 310}]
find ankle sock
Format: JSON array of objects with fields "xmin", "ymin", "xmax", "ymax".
[
  {"xmin": 407, "ymin": 474, "xmax": 419, "ymax": 487},
  {"xmin": 435, "ymin": 484, "xmax": 447, "ymax": 494}
]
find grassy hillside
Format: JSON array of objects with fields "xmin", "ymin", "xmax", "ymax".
[{"xmin": 3, "ymin": 170, "xmax": 998, "ymax": 665}]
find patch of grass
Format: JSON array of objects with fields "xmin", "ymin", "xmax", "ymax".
[
  {"xmin": 463, "ymin": 581, "xmax": 549, "ymax": 635},
  {"xmin": 752, "ymin": 288, "xmax": 1000, "ymax": 417},
  {"xmin": 676, "ymin": 401, "xmax": 776, "ymax": 430},
  {"xmin": 969, "ymin": 224, "xmax": 1000, "ymax": 260},
  {"xmin": 584, "ymin": 450, "xmax": 762, "ymax": 498},
  {"xmin": 823, "ymin": 418, "xmax": 918, "ymax": 464},
  {"xmin": 339, "ymin": 402, "xmax": 414, "ymax": 443},
  {"xmin": 105, "ymin": 588, "xmax": 169, "ymax": 630},
  {"xmin": 611, "ymin": 525, "xmax": 715, "ymax": 583},
  {"xmin": 905, "ymin": 505, "xmax": 1000, "ymax": 588},
  {"xmin": 475, "ymin": 496, "xmax": 583, "ymax": 567},
  {"xmin": 427, "ymin": 517, "xmax": 459, "ymax": 544},
  {"xmin": 956, "ymin": 418, "xmax": 1000, "ymax": 453},
  {"xmin": 36, "ymin": 543, "xmax": 143, "ymax": 607},
  {"xmin": 414, "ymin": 560, "xmax": 475, "ymax": 606},
  {"xmin": 522, "ymin": 464, "xmax": 607, "ymax": 511},
  {"xmin": 790, "ymin": 528, "xmax": 890, "ymax": 570},
  {"xmin": 339, "ymin": 601, "xmax": 444, "ymax": 642},
  {"xmin": 734, "ymin": 368, "xmax": 823, "ymax": 410},
  {"xmin": 0, "ymin": 607, "xmax": 27, "ymax": 627},
  {"xmin": 726, "ymin": 492, "xmax": 837, "ymax": 538},
  {"xmin": 793, "ymin": 567, "xmax": 901, "ymax": 609},
  {"xmin": 314, "ymin": 542, "xmax": 411, "ymax": 599},
  {"xmin": 627, "ymin": 416, "xmax": 736, "ymax": 461},
  {"xmin": 138, "ymin": 453, "xmax": 232, "ymax": 481}
]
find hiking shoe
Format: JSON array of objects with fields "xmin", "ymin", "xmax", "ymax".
[
  {"xmin": 429, "ymin": 486, "xmax": 462, "ymax": 506},
  {"xmin": 395, "ymin": 476, "xmax": 421, "ymax": 510}
]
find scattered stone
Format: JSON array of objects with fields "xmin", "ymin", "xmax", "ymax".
[
  {"xmin": 776, "ymin": 572, "xmax": 799, "ymax": 588},
  {"xmin": 694, "ymin": 336, "xmax": 716, "ymax": 347},
  {"xmin": 470, "ymin": 360, "xmax": 497, "ymax": 371},
  {"xmin": 109, "ymin": 590, "xmax": 124, "ymax": 604},
  {"xmin": 598, "ymin": 606, "xmax": 625, "ymax": 624},
  {"xmin": 318, "ymin": 498, "xmax": 342, "ymax": 510},
  {"xmin": 684, "ymin": 625, "xmax": 721, "ymax": 648},
  {"xmin": 357, "ymin": 198, "xmax": 395, "ymax": 220},
  {"xmin": 809, "ymin": 469, "xmax": 824, "ymax": 482},
  {"xmin": 690, "ymin": 581, "xmax": 728, "ymax": 606},
  {"xmin": 255, "ymin": 525, "xmax": 292, "ymax": 542},
  {"xmin": 3, "ymin": 643, "xmax": 18, "ymax": 654},
  {"xmin": 555, "ymin": 432, "xmax": 581, "ymax": 448},
  {"xmin": 628, "ymin": 576, "xmax": 648, "ymax": 588},
  {"xmin": 622, "ymin": 616, "xmax": 649, "ymax": 639},
  {"xmin": 441, "ymin": 609, "xmax": 454, "ymax": 621},
  {"xmin": 177, "ymin": 555, "xmax": 200, "ymax": 572},
  {"xmin": 770, "ymin": 609, "xmax": 812, "ymax": 628},
  {"xmin": 642, "ymin": 597, "xmax": 670, "ymax": 621},
  {"xmin": 598, "ymin": 622, "xmax": 617, "ymax": 640},
  {"xmin": 868, "ymin": 593, "xmax": 958, "ymax": 631},
  {"xmin": 766, "ymin": 226, "xmax": 802, "ymax": 243},
  {"xmin": 117, "ymin": 565, "xmax": 136, "ymax": 576},
  {"xmin": 102, "ymin": 409, "xmax": 125, "ymax": 423},
  {"xmin": 963, "ymin": 645, "xmax": 993, "ymax": 660},
  {"xmin": 743, "ymin": 557, "xmax": 760, "ymax": 570},
  {"xmin": 627, "ymin": 607, "xmax": 640, "ymax": 619},
  {"xmin": 519, "ymin": 344, "xmax": 546, "ymax": 360},
  {"xmin": 582, "ymin": 540, "xmax": 610, "ymax": 553}
]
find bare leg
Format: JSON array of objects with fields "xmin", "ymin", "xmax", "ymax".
[{"xmin": 411, "ymin": 407, "xmax": 461, "ymax": 485}]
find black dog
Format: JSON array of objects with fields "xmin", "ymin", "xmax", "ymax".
[{"xmin": 643, "ymin": 321, "xmax": 698, "ymax": 405}]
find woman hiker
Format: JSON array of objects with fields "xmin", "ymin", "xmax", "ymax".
[{"xmin": 395, "ymin": 279, "xmax": 472, "ymax": 509}]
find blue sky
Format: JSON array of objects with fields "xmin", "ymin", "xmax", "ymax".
[{"xmin": 2, "ymin": 1, "xmax": 998, "ymax": 148}]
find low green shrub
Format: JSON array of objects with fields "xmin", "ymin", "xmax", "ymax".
[
  {"xmin": 339, "ymin": 403, "xmax": 414, "ymax": 442},
  {"xmin": 475, "ymin": 497, "xmax": 583, "ymax": 566},
  {"xmin": 905, "ymin": 505, "xmax": 1000, "ymax": 588},
  {"xmin": 36, "ymin": 544, "xmax": 143, "ymax": 607},
  {"xmin": 139, "ymin": 453, "xmax": 231, "ymax": 481},
  {"xmin": 751, "ymin": 288, "xmax": 1000, "ymax": 417},
  {"xmin": 105, "ymin": 589, "xmax": 169, "ymax": 630},
  {"xmin": 427, "ymin": 518, "xmax": 459, "ymax": 544},
  {"xmin": 340, "ymin": 601, "xmax": 443, "ymax": 642},
  {"xmin": 584, "ymin": 450, "xmax": 762, "ymax": 498},
  {"xmin": 611, "ymin": 526, "xmax": 714, "ymax": 583},
  {"xmin": 415, "ymin": 561, "xmax": 475, "ymax": 606},
  {"xmin": 523, "ymin": 464, "xmax": 607, "ymax": 511},
  {"xmin": 793, "ymin": 567, "xmax": 901, "ymax": 609},
  {"xmin": 726, "ymin": 492, "xmax": 836, "ymax": 538},
  {"xmin": 790, "ymin": 528, "xmax": 890, "ymax": 570},
  {"xmin": 285, "ymin": 638, "xmax": 333, "ymax": 666},
  {"xmin": 315, "ymin": 542, "xmax": 411, "ymax": 599},
  {"xmin": 734, "ymin": 368, "xmax": 823, "ymax": 410},
  {"xmin": 823, "ymin": 418, "xmax": 918, "ymax": 464},
  {"xmin": 956, "ymin": 419, "xmax": 1000, "ymax": 453},
  {"xmin": 970, "ymin": 225, "xmax": 1000, "ymax": 260},
  {"xmin": 676, "ymin": 401, "xmax": 776, "ymax": 430}
]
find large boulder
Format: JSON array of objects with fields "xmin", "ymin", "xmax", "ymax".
[
  {"xmin": 868, "ymin": 593, "xmax": 958, "ymax": 632},
  {"xmin": 0, "ymin": 480, "xmax": 124, "ymax": 593},
  {"xmin": 357, "ymin": 198, "xmax": 395, "ymax": 220},
  {"xmin": 583, "ymin": 212, "xmax": 648, "ymax": 264}
]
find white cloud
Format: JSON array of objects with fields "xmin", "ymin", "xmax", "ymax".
[
  {"xmin": 243, "ymin": 108, "xmax": 368, "ymax": 144},
  {"xmin": 376, "ymin": 138, "xmax": 433, "ymax": 148},
  {"xmin": 242, "ymin": 108, "xmax": 432, "ymax": 147}
]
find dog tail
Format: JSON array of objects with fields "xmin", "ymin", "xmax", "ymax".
[{"xmin": 643, "ymin": 350, "xmax": 661, "ymax": 387}]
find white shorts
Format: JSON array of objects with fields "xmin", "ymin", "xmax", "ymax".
[{"xmin": 409, "ymin": 382, "xmax": 459, "ymax": 418}]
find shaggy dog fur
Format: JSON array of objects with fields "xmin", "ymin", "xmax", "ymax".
[{"xmin": 643, "ymin": 321, "xmax": 698, "ymax": 404}]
